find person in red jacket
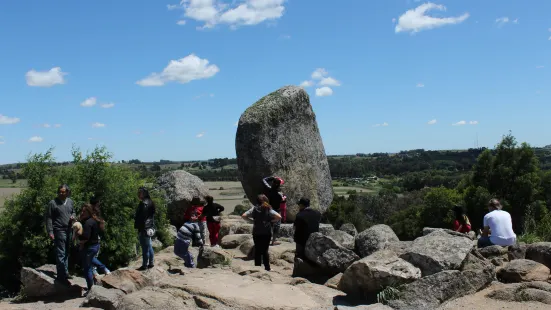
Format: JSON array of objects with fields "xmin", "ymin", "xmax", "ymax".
[
  {"xmin": 184, "ymin": 197, "xmax": 207, "ymax": 245},
  {"xmin": 453, "ymin": 205, "xmax": 472, "ymax": 233}
]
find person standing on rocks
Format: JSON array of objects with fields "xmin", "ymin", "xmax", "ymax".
[
  {"xmin": 293, "ymin": 198, "xmax": 321, "ymax": 259},
  {"xmin": 262, "ymin": 176, "xmax": 286, "ymax": 245},
  {"xmin": 242, "ymin": 194, "xmax": 282, "ymax": 271},
  {"xmin": 203, "ymin": 195, "xmax": 224, "ymax": 247},
  {"xmin": 134, "ymin": 187, "xmax": 156, "ymax": 271},
  {"xmin": 478, "ymin": 198, "xmax": 517, "ymax": 248},
  {"xmin": 77, "ymin": 203, "xmax": 104, "ymax": 293},
  {"xmin": 174, "ymin": 214, "xmax": 205, "ymax": 268},
  {"xmin": 45, "ymin": 184, "xmax": 76, "ymax": 286},
  {"xmin": 184, "ymin": 197, "xmax": 207, "ymax": 245}
]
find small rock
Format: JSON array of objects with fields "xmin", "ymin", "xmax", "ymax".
[
  {"xmin": 197, "ymin": 247, "xmax": 233, "ymax": 268},
  {"xmin": 355, "ymin": 224, "xmax": 399, "ymax": 258},
  {"xmin": 479, "ymin": 245, "xmax": 508, "ymax": 259},
  {"xmin": 220, "ymin": 234, "xmax": 252, "ymax": 249},
  {"xmin": 289, "ymin": 277, "xmax": 310, "ymax": 286},
  {"xmin": 239, "ymin": 238, "xmax": 255, "ymax": 259},
  {"xmin": 324, "ymin": 273, "xmax": 342, "ymax": 290},
  {"xmin": 82, "ymin": 286, "xmax": 124, "ymax": 310},
  {"xmin": 305, "ymin": 232, "xmax": 360, "ymax": 275},
  {"xmin": 193, "ymin": 295, "xmax": 218, "ymax": 309},
  {"xmin": 498, "ymin": 259, "xmax": 551, "ymax": 283},
  {"xmin": 508, "ymin": 243, "xmax": 527, "ymax": 260},
  {"xmin": 339, "ymin": 223, "xmax": 358, "ymax": 237},
  {"xmin": 101, "ymin": 269, "xmax": 152, "ymax": 294}
]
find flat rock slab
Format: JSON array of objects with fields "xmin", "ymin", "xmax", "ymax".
[
  {"xmin": 498, "ymin": 259, "xmax": 550, "ymax": 283},
  {"xmin": 526, "ymin": 242, "xmax": 551, "ymax": 269},
  {"xmin": 101, "ymin": 269, "xmax": 153, "ymax": 294}
]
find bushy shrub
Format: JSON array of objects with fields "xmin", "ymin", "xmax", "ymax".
[{"xmin": 0, "ymin": 146, "xmax": 171, "ymax": 294}]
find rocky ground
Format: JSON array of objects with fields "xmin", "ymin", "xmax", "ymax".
[{"xmin": 2, "ymin": 216, "xmax": 551, "ymax": 309}]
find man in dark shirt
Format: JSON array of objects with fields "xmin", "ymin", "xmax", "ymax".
[
  {"xmin": 293, "ymin": 198, "xmax": 321, "ymax": 259},
  {"xmin": 44, "ymin": 184, "xmax": 75, "ymax": 286}
]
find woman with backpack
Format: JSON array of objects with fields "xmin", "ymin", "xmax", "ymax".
[
  {"xmin": 134, "ymin": 187, "xmax": 156, "ymax": 271},
  {"xmin": 241, "ymin": 194, "xmax": 282, "ymax": 271},
  {"xmin": 78, "ymin": 203, "xmax": 105, "ymax": 293}
]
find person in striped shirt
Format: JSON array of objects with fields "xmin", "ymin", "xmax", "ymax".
[{"xmin": 174, "ymin": 214, "xmax": 204, "ymax": 268}]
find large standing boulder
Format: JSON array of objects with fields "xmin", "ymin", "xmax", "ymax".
[
  {"xmin": 305, "ymin": 232, "xmax": 360, "ymax": 275},
  {"xmin": 235, "ymin": 86, "xmax": 333, "ymax": 222},
  {"xmin": 498, "ymin": 259, "xmax": 551, "ymax": 283},
  {"xmin": 355, "ymin": 224, "xmax": 399, "ymax": 258},
  {"xmin": 526, "ymin": 242, "xmax": 551, "ymax": 268},
  {"xmin": 157, "ymin": 170, "xmax": 210, "ymax": 227},
  {"xmin": 338, "ymin": 250, "xmax": 421, "ymax": 298},
  {"xmin": 400, "ymin": 230, "xmax": 474, "ymax": 276}
]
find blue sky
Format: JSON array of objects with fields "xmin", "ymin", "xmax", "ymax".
[{"xmin": 1, "ymin": 0, "xmax": 551, "ymax": 163}]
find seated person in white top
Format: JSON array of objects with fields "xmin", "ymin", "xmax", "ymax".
[{"xmin": 477, "ymin": 198, "xmax": 517, "ymax": 248}]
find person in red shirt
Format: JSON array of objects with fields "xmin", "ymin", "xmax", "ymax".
[
  {"xmin": 453, "ymin": 205, "xmax": 472, "ymax": 233},
  {"xmin": 184, "ymin": 197, "xmax": 207, "ymax": 244}
]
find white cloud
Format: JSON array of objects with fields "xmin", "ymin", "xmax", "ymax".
[
  {"xmin": 0, "ymin": 114, "xmax": 20, "ymax": 125},
  {"xmin": 193, "ymin": 93, "xmax": 215, "ymax": 100},
  {"xmin": 81, "ymin": 97, "xmax": 97, "ymax": 107},
  {"xmin": 373, "ymin": 122, "xmax": 389, "ymax": 128},
  {"xmin": 169, "ymin": 0, "xmax": 286, "ymax": 29},
  {"xmin": 25, "ymin": 67, "xmax": 67, "ymax": 87},
  {"xmin": 537, "ymin": 66, "xmax": 544, "ymax": 69},
  {"xmin": 29, "ymin": 136, "xmax": 43, "ymax": 143},
  {"xmin": 319, "ymin": 77, "xmax": 341, "ymax": 87},
  {"xmin": 100, "ymin": 103, "xmax": 115, "ymax": 109},
  {"xmin": 428, "ymin": 119, "xmax": 437, "ymax": 125},
  {"xmin": 469, "ymin": 120, "xmax": 479, "ymax": 125},
  {"xmin": 280, "ymin": 34, "xmax": 291, "ymax": 39},
  {"xmin": 495, "ymin": 17, "xmax": 509, "ymax": 26},
  {"xmin": 382, "ymin": 122, "xmax": 389, "ymax": 126},
  {"xmin": 315, "ymin": 87, "xmax": 333, "ymax": 97},
  {"xmin": 299, "ymin": 80, "xmax": 314, "ymax": 88},
  {"xmin": 196, "ymin": 132, "xmax": 205, "ymax": 138},
  {"xmin": 92, "ymin": 122, "xmax": 106, "ymax": 128},
  {"xmin": 41, "ymin": 123, "xmax": 51, "ymax": 128},
  {"xmin": 452, "ymin": 120, "xmax": 466, "ymax": 126},
  {"xmin": 311, "ymin": 68, "xmax": 329, "ymax": 80},
  {"xmin": 54, "ymin": 124, "xmax": 62, "ymax": 128},
  {"xmin": 395, "ymin": 3, "xmax": 469, "ymax": 34},
  {"xmin": 177, "ymin": 20, "xmax": 186, "ymax": 25},
  {"xmin": 137, "ymin": 54, "xmax": 219, "ymax": 86},
  {"xmin": 416, "ymin": 83, "xmax": 425, "ymax": 88}
]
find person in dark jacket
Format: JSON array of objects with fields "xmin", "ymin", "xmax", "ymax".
[
  {"xmin": 134, "ymin": 187, "xmax": 155, "ymax": 271},
  {"xmin": 263, "ymin": 176, "xmax": 286, "ymax": 245},
  {"xmin": 78, "ymin": 203, "xmax": 103, "ymax": 293},
  {"xmin": 203, "ymin": 195, "xmax": 225, "ymax": 247},
  {"xmin": 293, "ymin": 198, "xmax": 321, "ymax": 259},
  {"xmin": 44, "ymin": 184, "xmax": 75, "ymax": 286},
  {"xmin": 242, "ymin": 194, "xmax": 281, "ymax": 271},
  {"xmin": 174, "ymin": 215, "xmax": 205, "ymax": 268}
]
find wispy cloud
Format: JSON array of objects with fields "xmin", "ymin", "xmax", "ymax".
[
  {"xmin": 428, "ymin": 119, "xmax": 437, "ymax": 125},
  {"xmin": 395, "ymin": 3, "xmax": 469, "ymax": 34},
  {"xmin": 0, "ymin": 114, "xmax": 20, "ymax": 125},
  {"xmin": 469, "ymin": 120, "xmax": 479, "ymax": 125},
  {"xmin": 81, "ymin": 97, "xmax": 97, "ymax": 107},
  {"xmin": 280, "ymin": 34, "xmax": 291, "ymax": 40},
  {"xmin": 0, "ymin": 136, "xmax": 4, "ymax": 144},
  {"xmin": 196, "ymin": 132, "xmax": 205, "ymax": 138},
  {"xmin": 452, "ymin": 120, "xmax": 466, "ymax": 126},
  {"xmin": 193, "ymin": 93, "xmax": 215, "ymax": 100},
  {"xmin": 299, "ymin": 80, "xmax": 314, "ymax": 88},
  {"xmin": 373, "ymin": 122, "xmax": 389, "ymax": 127},
  {"xmin": 26, "ymin": 67, "xmax": 67, "ymax": 87},
  {"xmin": 92, "ymin": 122, "xmax": 106, "ymax": 128},
  {"xmin": 311, "ymin": 68, "xmax": 329, "ymax": 80},
  {"xmin": 100, "ymin": 103, "xmax": 115, "ymax": 109},
  {"xmin": 40, "ymin": 123, "xmax": 51, "ymax": 128},
  {"xmin": 54, "ymin": 124, "xmax": 62, "ymax": 128},
  {"xmin": 536, "ymin": 65, "xmax": 545, "ymax": 69},
  {"xmin": 416, "ymin": 83, "xmax": 425, "ymax": 88},
  {"xmin": 29, "ymin": 136, "xmax": 43, "ymax": 143}
]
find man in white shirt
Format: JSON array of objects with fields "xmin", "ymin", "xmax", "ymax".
[{"xmin": 478, "ymin": 198, "xmax": 517, "ymax": 248}]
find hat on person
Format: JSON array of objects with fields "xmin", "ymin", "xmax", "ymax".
[
  {"xmin": 275, "ymin": 177, "xmax": 285, "ymax": 185},
  {"xmin": 190, "ymin": 196, "xmax": 202, "ymax": 205},
  {"xmin": 297, "ymin": 198, "xmax": 310, "ymax": 208}
]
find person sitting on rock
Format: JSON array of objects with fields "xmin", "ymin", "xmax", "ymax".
[
  {"xmin": 203, "ymin": 195, "xmax": 225, "ymax": 247},
  {"xmin": 184, "ymin": 197, "xmax": 207, "ymax": 245},
  {"xmin": 174, "ymin": 213, "xmax": 204, "ymax": 268},
  {"xmin": 293, "ymin": 198, "xmax": 321, "ymax": 259},
  {"xmin": 478, "ymin": 198, "xmax": 517, "ymax": 248},
  {"xmin": 242, "ymin": 194, "xmax": 282, "ymax": 271},
  {"xmin": 262, "ymin": 176, "xmax": 286, "ymax": 245},
  {"xmin": 453, "ymin": 205, "xmax": 472, "ymax": 234}
]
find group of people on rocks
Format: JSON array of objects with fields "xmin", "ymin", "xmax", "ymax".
[{"xmin": 452, "ymin": 198, "xmax": 517, "ymax": 248}]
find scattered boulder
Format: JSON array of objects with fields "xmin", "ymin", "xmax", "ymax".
[
  {"xmin": 422, "ymin": 227, "xmax": 474, "ymax": 240},
  {"xmin": 338, "ymin": 250, "xmax": 421, "ymax": 298},
  {"xmin": 498, "ymin": 259, "xmax": 551, "ymax": 283},
  {"xmin": 82, "ymin": 286, "xmax": 124, "ymax": 310},
  {"xmin": 479, "ymin": 245, "xmax": 508, "ymax": 259},
  {"xmin": 400, "ymin": 230, "xmax": 474, "ymax": 276},
  {"xmin": 305, "ymin": 232, "xmax": 360, "ymax": 275},
  {"xmin": 339, "ymin": 223, "xmax": 358, "ymax": 237},
  {"xmin": 388, "ymin": 267, "xmax": 494, "ymax": 310},
  {"xmin": 385, "ymin": 241, "xmax": 413, "ymax": 257},
  {"xmin": 20, "ymin": 267, "xmax": 82, "ymax": 298},
  {"xmin": 325, "ymin": 230, "xmax": 355, "ymax": 250},
  {"xmin": 235, "ymin": 224, "xmax": 254, "ymax": 235},
  {"xmin": 508, "ymin": 243, "xmax": 528, "ymax": 260},
  {"xmin": 355, "ymin": 224, "xmax": 399, "ymax": 258},
  {"xmin": 219, "ymin": 219, "xmax": 246, "ymax": 240},
  {"xmin": 235, "ymin": 85, "xmax": 333, "ymax": 222},
  {"xmin": 487, "ymin": 281, "xmax": 551, "ymax": 305},
  {"xmin": 319, "ymin": 223, "xmax": 335, "ymax": 235},
  {"xmin": 269, "ymin": 242, "xmax": 296, "ymax": 264},
  {"xmin": 220, "ymin": 234, "xmax": 253, "ymax": 249},
  {"xmin": 101, "ymin": 269, "xmax": 152, "ymax": 294},
  {"xmin": 197, "ymin": 247, "xmax": 233, "ymax": 268},
  {"xmin": 526, "ymin": 242, "xmax": 551, "ymax": 269},
  {"xmin": 157, "ymin": 170, "xmax": 210, "ymax": 227},
  {"xmin": 324, "ymin": 273, "xmax": 342, "ymax": 290}
]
